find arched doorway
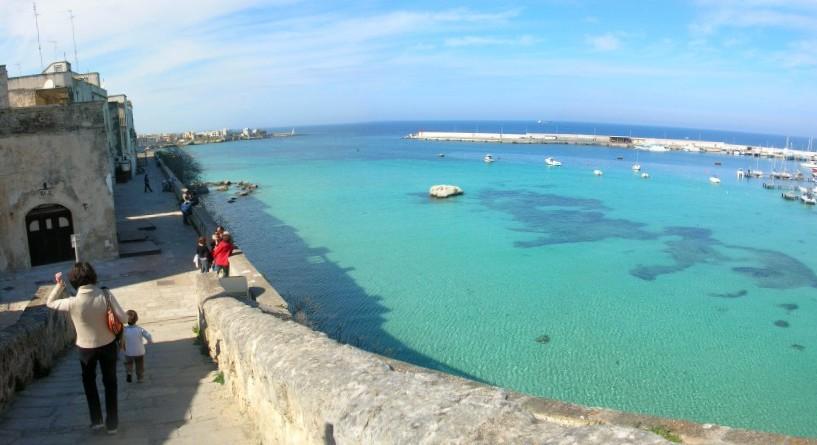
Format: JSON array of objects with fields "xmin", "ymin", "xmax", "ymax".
[{"xmin": 26, "ymin": 204, "xmax": 74, "ymax": 266}]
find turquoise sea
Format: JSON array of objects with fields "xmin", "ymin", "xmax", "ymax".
[{"xmin": 192, "ymin": 122, "xmax": 817, "ymax": 437}]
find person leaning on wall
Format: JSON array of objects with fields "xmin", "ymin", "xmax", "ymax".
[{"xmin": 46, "ymin": 262, "xmax": 127, "ymax": 435}]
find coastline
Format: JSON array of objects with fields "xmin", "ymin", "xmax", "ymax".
[{"xmin": 155, "ymin": 147, "xmax": 816, "ymax": 443}]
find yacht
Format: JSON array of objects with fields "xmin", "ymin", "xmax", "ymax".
[
  {"xmin": 709, "ymin": 176, "xmax": 721, "ymax": 184},
  {"xmin": 800, "ymin": 193, "xmax": 816, "ymax": 205},
  {"xmin": 483, "ymin": 154, "xmax": 495, "ymax": 163},
  {"xmin": 641, "ymin": 172, "xmax": 650, "ymax": 179},
  {"xmin": 544, "ymin": 157, "xmax": 562, "ymax": 167},
  {"xmin": 801, "ymin": 161, "xmax": 817, "ymax": 169},
  {"xmin": 593, "ymin": 169, "xmax": 603, "ymax": 176},
  {"xmin": 631, "ymin": 163, "xmax": 641, "ymax": 171}
]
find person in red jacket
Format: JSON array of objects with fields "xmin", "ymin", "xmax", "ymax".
[{"xmin": 212, "ymin": 232, "xmax": 234, "ymax": 277}]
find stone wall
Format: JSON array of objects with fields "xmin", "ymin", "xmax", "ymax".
[
  {"xmin": 196, "ymin": 273, "xmax": 672, "ymax": 445},
  {"xmin": 0, "ymin": 65, "xmax": 8, "ymax": 109},
  {"xmin": 0, "ymin": 286, "xmax": 75, "ymax": 412},
  {"xmin": 0, "ymin": 101, "xmax": 118, "ymax": 271}
]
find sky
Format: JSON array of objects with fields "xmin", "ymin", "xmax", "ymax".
[{"xmin": 1, "ymin": 0, "xmax": 815, "ymax": 135}]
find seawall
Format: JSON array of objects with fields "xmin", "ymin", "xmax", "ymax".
[
  {"xmin": 157, "ymin": 148, "xmax": 815, "ymax": 444},
  {"xmin": 407, "ymin": 131, "xmax": 817, "ymax": 161}
]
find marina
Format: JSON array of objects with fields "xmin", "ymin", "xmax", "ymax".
[{"xmin": 407, "ymin": 131, "xmax": 817, "ymax": 163}]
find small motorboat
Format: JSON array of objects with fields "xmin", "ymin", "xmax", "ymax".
[
  {"xmin": 641, "ymin": 172, "xmax": 650, "ymax": 179},
  {"xmin": 437, "ymin": 153, "xmax": 445, "ymax": 158},
  {"xmin": 593, "ymin": 169, "xmax": 603, "ymax": 176},
  {"xmin": 483, "ymin": 154, "xmax": 495, "ymax": 163},
  {"xmin": 544, "ymin": 157, "xmax": 562, "ymax": 167},
  {"xmin": 616, "ymin": 156, "xmax": 624, "ymax": 160},
  {"xmin": 782, "ymin": 191, "xmax": 797, "ymax": 200},
  {"xmin": 714, "ymin": 162, "xmax": 722, "ymax": 166},
  {"xmin": 800, "ymin": 193, "xmax": 816, "ymax": 205},
  {"xmin": 750, "ymin": 170, "xmax": 763, "ymax": 178},
  {"xmin": 736, "ymin": 169, "xmax": 745, "ymax": 179},
  {"xmin": 762, "ymin": 182, "xmax": 777, "ymax": 190},
  {"xmin": 709, "ymin": 176, "xmax": 721, "ymax": 184},
  {"xmin": 631, "ymin": 163, "xmax": 641, "ymax": 171},
  {"xmin": 800, "ymin": 161, "xmax": 817, "ymax": 169}
]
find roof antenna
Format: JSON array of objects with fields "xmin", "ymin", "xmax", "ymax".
[
  {"xmin": 33, "ymin": 2, "xmax": 44, "ymax": 69},
  {"xmin": 68, "ymin": 9, "xmax": 79, "ymax": 71}
]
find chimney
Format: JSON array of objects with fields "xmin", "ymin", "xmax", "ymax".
[{"xmin": 0, "ymin": 65, "xmax": 8, "ymax": 109}]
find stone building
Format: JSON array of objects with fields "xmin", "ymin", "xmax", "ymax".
[
  {"xmin": 6, "ymin": 61, "xmax": 139, "ymax": 182},
  {"xmin": 107, "ymin": 94, "xmax": 138, "ymax": 181},
  {"xmin": 0, "ymin": 65, "xmax": 118, "ymax": 271}
]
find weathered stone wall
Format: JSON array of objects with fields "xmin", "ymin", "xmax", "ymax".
[
  {"xmin": 196, "ymin": 274, "xmax": 672, "ymax": 445},
  {"xmin": 0, "ymin": 286, "xmax": 75, "ymax": 412},
  {"xmin": 0, "ymin": 65, "xmax": 8, "ymax": 109},
  {"xmin": 0, "ymin": 102, "xmax": 118, "ymax": 271}
]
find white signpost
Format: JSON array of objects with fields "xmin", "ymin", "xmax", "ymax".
[{"xmin": 70, "ymin": 234, "xmax": 79, "ymax": 262}]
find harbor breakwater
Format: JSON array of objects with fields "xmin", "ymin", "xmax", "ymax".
[
  {"xmin": 407, "ymin": 131, "xmax": 817, "ymax": 161},
  {"xmin": 154, "ymin": 150, "xmax": 817, "ymax": 444}
]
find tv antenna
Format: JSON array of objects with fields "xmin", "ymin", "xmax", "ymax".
[
  {"xmin": 68, "ymin": 10, "xmax": 79, "ymax": 71},
  {"xmin": 33, "ymin": 3, "xmax": 44, "ymax": 69}
]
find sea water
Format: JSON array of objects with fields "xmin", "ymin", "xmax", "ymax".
[{"xmin": 192, "ymin": 122, "xmax": 817, "ymax": 437}]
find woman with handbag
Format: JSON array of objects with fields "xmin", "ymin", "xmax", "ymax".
[{"xmin": 47, "ymin": 262, "xmax": 127, "ymax": 435}]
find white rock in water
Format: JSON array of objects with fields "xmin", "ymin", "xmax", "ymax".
[{"xmin": 429, "ymin": 185, "xmax": 463, "ymax": 198}]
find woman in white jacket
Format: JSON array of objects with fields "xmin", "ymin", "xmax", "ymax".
[{"xmin": 47, "ymin": 262, "xmax": 127, "ymax": 435}]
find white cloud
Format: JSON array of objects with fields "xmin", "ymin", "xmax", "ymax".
[
  {"xmin": 444, "ymin": 35, "xmax": 536, "ymax": 47},
  {"xmin": 690, "ymin": 0, "xmax": 817, "ymax": 34},
  {"xmin": 585, "ymin": 33, "xmax": 621, "ymax": 51}
]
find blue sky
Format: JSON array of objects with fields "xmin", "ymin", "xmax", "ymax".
[{"xmin": 1, "ymin": 0, "xmax": 816, "ymax": 135}]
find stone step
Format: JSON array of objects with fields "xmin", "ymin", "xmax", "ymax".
[{"xmin": 118, "ymin": 240, "xmax": 161, "ymax": 258}]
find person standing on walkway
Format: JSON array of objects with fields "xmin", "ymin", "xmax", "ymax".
[
  {"xmin": 47, "ymin": 262, "xmax": 127, "ymax": 435},
  {"xmin": 122, "ymin": 310, "xmax": 152, "ymax": 383},
  {"xmin": 180, "ymin": 199, "xmax": 193, "ymax": 225},
  {"xmin": 195, "ymin": 236, "xmax": 212, "ymax": 273},
  {"xmin": 144, "ymin": 174, "xmax": 152, "ymax": 192},
  {"xmin": 212, "ymin": 232, "xmax": 235, "ymax": 277}
]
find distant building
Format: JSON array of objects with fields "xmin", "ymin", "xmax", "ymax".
[
  {"xmin": 0, "ymin": 64, "xmax": 118, "ymax": 271},
  {"xmin": 6, "ymin": 61, "xmax": 139, "ymax": 182},
  {"xmin": 107, "ymin": 94, "xmax": 139, "ymax": 180}
]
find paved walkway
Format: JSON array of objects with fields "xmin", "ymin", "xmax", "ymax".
[{"xmin": 0, "ymin": 159, "xmax": 259, "ymax": 444}]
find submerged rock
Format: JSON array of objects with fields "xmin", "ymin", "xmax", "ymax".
[
  {"xmin": 774, "ymin": 320, "xmax": 790, "ymax": 328},
  {"xmin": 535, "ymin": 335, "xmax": 550, "ymax": 344},
  {"xmin": 429, "ymin": 185, "xmax": 463, "ymax": 199}
]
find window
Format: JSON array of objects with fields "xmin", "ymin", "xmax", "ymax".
[
  {"xmin": 29, "ymin": 221, "xmax": 39, "ymax": 232},
  {"xmin": 45, "ymin": 219, "xmax": 53, "ymax": 230},
  {"xmin": 58, "ymin": 217, "xmax": 70, "ymax": 228}
]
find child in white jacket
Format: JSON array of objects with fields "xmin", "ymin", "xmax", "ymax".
[{"xmin": 123, "ymin": 310, "xmax": 153, "ymax": 383}]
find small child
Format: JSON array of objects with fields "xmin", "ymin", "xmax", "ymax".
[{"xmin": 123, "ymin": 310, "xmax": 153, "ymax": 383}]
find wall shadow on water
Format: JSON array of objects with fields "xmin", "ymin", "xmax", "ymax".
[{"xmin": 203, "ymin": 194, "xmax": 487, "ymax": 383}]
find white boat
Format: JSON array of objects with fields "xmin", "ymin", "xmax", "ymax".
[
  {"xmin": 709, "ymin": 176, "xmax": 721, "ymax": 184},
  {"xmin": 593, "ymin": 169, "xmax": 603, "ymax": 176},
  {"xmin": 800, "ymin": 194, "xmax": 816, "ymax": 205},
  {"xmin": 483, "ymin": 154, "xmax": 495, "ymax": 163},
  {"xmin": 544, "ymin": 157, "xmax": 562, "ymax": 167},
  {"xmin": 736, "ymin": 169, "xmax": 745, "ymax": 179},
  {"xmin": 798, "ymin": 186, "xmax": 809, "ymax": 194},
  {"xmin": 631, "ymin": 163, "xmax": 641, "ymax": 171},
  {"xmin": 645, "ymin": 144, "xmax": 668, "ymax": 152},
  {"xmin": 641, "ymin": 172, "xmax": 650, "ymax": 179},
  {"xmin": 801, "ymin": 161, "xmax": 817, "ymax": 169}
]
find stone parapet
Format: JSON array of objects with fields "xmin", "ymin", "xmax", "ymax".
[
  {"xmin": 195, "ymin": 273, "xmax": 672, "ymax": 444},
  {"xmin": 0, "ymin": 101, "xmax": 106, "ymax": 135},
  {"xmin": 0, "ymin": 286, "xmax": 75, "ymax": 413}
]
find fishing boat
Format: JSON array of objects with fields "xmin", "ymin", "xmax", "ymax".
[
  {"xmin": 782, "ymin": 191, "xmax": 797, "ymax": 200},
  {"xmin": 544, "ymin": 157, "xmax": 562, "ymax": 167},
  {"xmin": 593, "ymin": 169, "xmax": 603, "ymax": 176},
  {"xmin": 709, "ymin": 176, "xmax": 721, "ymax": 184},
  {"xmin": 483, "ymin": 154, "xmax": 495, "ymax": 163}
]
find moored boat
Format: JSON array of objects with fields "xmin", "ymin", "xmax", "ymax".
[
  {"xmin": 641, "ymin": 172, "xmax": 650, "ymax": 179},
  {"xmin": 782, "ymin": 191, "xmax": 797, "ymax": 200},
  {"xmin": 709, "ymin": 176, "xmax": 721, "ymax": 184},
  {"xmin": 544, "ymin": 157, "xmax": 562, "ymax": 167},
  {"xmin": 483, "ymin": 154, "xmax": 495, "ymax": 163},
  {"xmin": 631, "ymin": 163, "xmax": 641, "ymax": 171},
  {"xmin": 800, "ymin": 193, "xmax": 817, "ymax": 205},
  {"xmin": 593, "ymin": 169, "xmax": 603, "ymax": 176}
]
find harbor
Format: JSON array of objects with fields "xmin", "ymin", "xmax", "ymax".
[{"xmin": 406, "ymin": 130, "xmax": 817, "ymax": 162}]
